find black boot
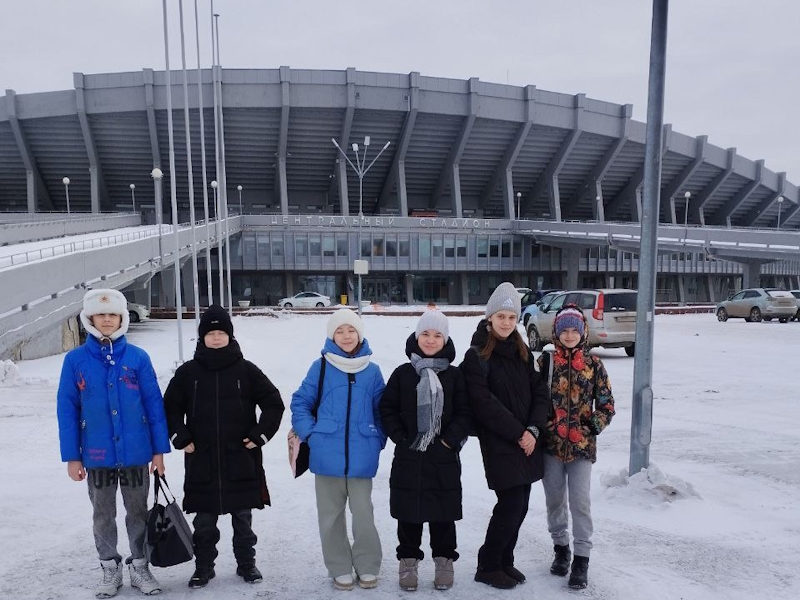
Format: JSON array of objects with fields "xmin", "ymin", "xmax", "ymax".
[
  {"xmin": 568, "ymin": 556, "xmax": 589, "ymax": 589},
  {"xmin": 502, "ymin": 565, "xmax": 526, "ymax": 584},
  {"xmin": 474, "ymin": 568, "xmax": 518, "ymax": 589},
  {"xmin": 236, "ymin": 564, "xmax": 263, "ymax": 584},
  {"xmin": 550, "ymin": 544, "xmax": 571, "ymax": 576},
  {"xmin": 188, "ymin": 566, "xmax": 216, "ymax": 589}
]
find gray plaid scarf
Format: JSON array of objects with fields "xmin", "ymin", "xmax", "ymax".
[{"xmin": 409, "ymin": 353, "xmax": 450, "ymax": 452}]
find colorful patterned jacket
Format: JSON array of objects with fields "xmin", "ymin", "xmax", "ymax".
[{"xmin": 537, "ymin": 327, "xmax": 615, "ymax": 463}]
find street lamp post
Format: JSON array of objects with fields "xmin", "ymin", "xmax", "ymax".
[
  {"xmin": 211, "ymin": 180, "xmax": 224, "ymax": 305},
  {"xmin": 516, "ymin": 191, "xmax": 521, "ymax": 221},
  {"xmin": 62, "ymin": 177, "xmax": 71, "ymax": 214},
  {"xmin": 331, "ymin": 136, "xmax": 391, "ymax": 315},
  {"xmin": 683, "ymin": 190, "xmax": 691, "ymax": 244},
  {"xmin": 151, "ymin": 168, "xmax": 164, "ymax": 261},
  {"xmin": 130, "ymin": 183, "xmax": 136, "ymax": 212},
  {"xmin": 237, "ymin": 185, "xmax": 243, "ymax": 214},
  {"xmin": 777, "ymin": 196, "xmax": 784, "ymax": 230}
]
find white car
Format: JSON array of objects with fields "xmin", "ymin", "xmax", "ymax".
[
  {"xmin": 127, "ymin": 302, "xmax": 149, "ymax": 323},
  {"xmin": 278, "ymin": 291, "xmax": 331, "ymax": 308},
  {"xmin": 516, "ymin": 287, "xmax": 532, "ymax": 298}
]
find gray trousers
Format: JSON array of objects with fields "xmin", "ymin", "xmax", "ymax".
[
  {"xmin": 542, "ymin": 454, "xmax": 593, "ymax": 557},
  {"xmin": 315, "ymin": 475, "xmax": 382, "ymax": 578},
  {"xmin": 86, "ymin": 466, "xmax": 150, "ymax": 562}
]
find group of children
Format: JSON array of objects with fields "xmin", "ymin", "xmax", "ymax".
[{"xmin": 57, "ymin": 282, "xmax": 615, "ymax": 597}]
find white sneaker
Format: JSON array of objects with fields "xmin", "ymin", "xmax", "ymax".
[
  {"xmin": 333, "ymin": 574, "xmax": 355, "ymax": 590},
  {"xmin": 358, "ymin": 573, "xmax": 378, "ymax": 589},
  {"xmin": 95, "ymin": 559, "xmax": 123, "ymax": 598},
  {"xmin": 127, "ymin": 558, "xmax": 162, "ymax": 595}
]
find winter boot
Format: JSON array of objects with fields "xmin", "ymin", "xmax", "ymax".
[
  {"xmin": 127, "ymin": 558, "xmax": 161, "ymax": 595},
  {"xmin": 333, "ymin": 574, "xmax": 355, "ymax": 590},
  {"xmin": 95, "ymin": 559, "xmax": 123, "ymax": 598},
  {"xmin": 433, "ymin": 557, "xmax": 454, "ymax": 590},
  {"xmin": 550, "ymin": 544, "xmax": 572, "ymax": 577},
  {"xmin": 188, "ymin": 566, "xmax": 215, "ymax": 589},
  {"xmin": 357, "ymin": 574, "xmax": 378, "ymax": 589},
  {"xmin": 236, "ymin": 564, "xmax": 263, "ymax": 584},
  {"xmin": 399, "ymin": 558, "xmax": 420, "ymax": 591},
  {"xmin": 474, "ymin": 568, "xmax": 517, "ymax": 589},
  {"xmin": 568, "ymin": 555, "xmax": 589, "ymax": 589},
  {"xmin": 502, "ymin": 565, "xmax": 526, "ymax": 584}
]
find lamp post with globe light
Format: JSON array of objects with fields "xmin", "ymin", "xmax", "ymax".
[
  {"xmin": 237, "ymin": 185, "xmax": 243, "ymax": 214},
  {"xmin": 151, "ymin": 168, "xmax": 164, "ymax": 260},
  {"xmin": 129, "ymin": 183, "xmax": 136, "ymax": 212},
  {"xmin": 777, "ymin": 196, "xmax": 784, "ymax": 230},
  {"xmin": 62, "ymin": 177, "xmax": 71, "ymax": 214}
]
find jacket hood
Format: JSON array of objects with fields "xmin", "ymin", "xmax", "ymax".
[
  {"xmin": 404, "ymin": 332, "xmax": 456, "ymax": 362},
  {"xmin": 321, "ymin": 336, "xmax": 374, "ymax": 358},
  {"xmin": 551, "ymin": 306, "xmax": 589, "ymax": 351}
]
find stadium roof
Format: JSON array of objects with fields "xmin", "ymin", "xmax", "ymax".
[{"xmin": 1, "ymin": 67, "xmax": 797, "ymax": 229}]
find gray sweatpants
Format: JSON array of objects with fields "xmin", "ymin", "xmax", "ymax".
[
  {"xmin": 314, "ymin": 475, "xmax": 382, "ymax": 578},
  {"xmin": 542, "ymin": 454, "xmax": 593, "ymax": 557},
  {"xmin": 86, "ymin": 466, "xmax": 150, "ymax": 562}
]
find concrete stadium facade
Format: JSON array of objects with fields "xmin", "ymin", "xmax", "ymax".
[{"xmin": 2, "ymin": 67, "xmax": 799, "ymax": 307}]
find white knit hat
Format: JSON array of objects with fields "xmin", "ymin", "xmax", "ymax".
[
  {"xmin": 80, "ymin": 288, "xmax": 129, "ymax": 341},
  {"xmin": 326, "ymin": 309, "xmax": 365, "ymax": 342},
  {"xmin": 486, "ymin": 282, "xmax": 522, "ymax": 319},
  {"xmin": 415, "ymin": 309, "xmax": 449, "ymax": 342}
]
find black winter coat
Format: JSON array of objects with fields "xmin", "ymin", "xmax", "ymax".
[
  {"xmin": 460, "ymin": 320, "xmax": 550, "ymax": 490},
  {"xmin": 380, "ymin": 334, "xmax": 472, "ymax": 523},
  {"xmin": 163, "ymin": 340, "xmax": 284, "ymax": 514}
]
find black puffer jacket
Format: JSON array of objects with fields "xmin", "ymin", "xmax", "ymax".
[
  {"xmin": 163, "ymin": 340, "xmax": 284, "ymax": 514},
  {"xmin": 380, "ymin": 334, "xmax": 471, "ymax": 523},
  {"xmin": 460, "ymin": 320, "xmax": 550, "ymax": 490}
]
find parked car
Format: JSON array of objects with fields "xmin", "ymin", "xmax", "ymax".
[
  {"xmin": 519, "ymin": 290, "xmax": 564, "ymax": 325},
  {"xmin": 520, "ymin": 288, "xmax": 562, "ymax": 312},
  {"xmin": 526, "ymin": 289, "xmax": 638, "ymax": 356},
  {"xmin": 790, "ymin": 290, "xmax": 800, "ymax": 321},
  {"xmin": 127, "ymin": 302, "xmax": 150, "ymax": 323},
  {"xmin": 715, "ymin": 288, "xmax": 796, "ymax": 323},
  {"xmin": 516, "ymin": 287, "xmax": 532, "ymax": 298},
  {"xmin": 278, "ymin": 291, "xmax": 332, "ymax": 308}
]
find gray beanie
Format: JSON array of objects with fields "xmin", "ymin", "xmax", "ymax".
[
  {"xmin": 415, "ymin": 309, "xmax": 449, "ymax": 342},
  {"xmin": 486, "ymin": 282, "xmax": 521, "ymax": 319}
]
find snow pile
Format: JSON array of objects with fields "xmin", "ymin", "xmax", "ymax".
[
  {"xmin": 0, "ymin": 359, "xmax": 20, "ymax": 385},
  {"xmin": 601, "ymin": 463, "xmax": 703, "ymax": 503}
]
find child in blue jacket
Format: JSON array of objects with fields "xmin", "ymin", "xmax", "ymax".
[
  {"xmin": 291, "ymin": 309, "xmax": 386, "ymax": 591},
  {"xmin": 57, "ymin": 289, "xmax": 171, "ymax": 598}
]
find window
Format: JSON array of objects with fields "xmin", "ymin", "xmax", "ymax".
[
  {"xmin": 513, "ymin": 240, "xmax": 522, "ymax": 258},
  {"xmin": 386, "ymin": 239, "xmax": 397, "ymax": 257},
  {"xmin": 419, "ymin": 236, "xmax": 431, "ymax": 259},
  {"xmin": 489, "ymin": 239, "xmax": 499, "ymax": 258},
  {"xmin": 310, "ymin": 236, "xmax": 321, "ymax": 257},
  {"xmin": 432, "ymin": 238, "xmax": 443, "ymax": 258},
  {"xmin": 468, "ymin": 275, "xmax": 480, "ymax": 296},
  {"xmin": 444, "ymin": 237, "xmax": 455, "ymax": 258},
  {"xmin": 373, "ymin": 237, "xmax": 384, "ymax": 257},
  {"xmin": 295, "ymin": 237, "xmax": 307, "ymax": 258},
  {"xmin": 360, "ymin": 237, "xmax": 372, "ymax": 257},
  {"xmin": 456, "ymin": 238, "xmax": 467, "ymax": 258},
  {"xmin": 322, "ymin": 236, "xmax": 335, "ymax": 258},
  {"xmin": 477, "ymin": 238, "xmax": 488, "ymax": 258},
  {"xmin": 399, "ymin": 239, "xmax": 410, "ymax": 257},
  {"xmin": 337, "ymin": 237, "xmax": 349, "ymax": 257},
  {"xmin": 501, "ymin": 240, "xmax": 511, "ymax": 258},
  {"xmin": 271, "ymin": 239, "xmax": 284, "ymax": 257}
]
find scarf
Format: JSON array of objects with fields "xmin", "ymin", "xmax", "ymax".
[
  {"xmin": 324, "ymin": 351, "xmax": 371, "ymax": 374},
  {"xmin": 409, "ymin": 353, "xmax": 450, "ymax": 452}
]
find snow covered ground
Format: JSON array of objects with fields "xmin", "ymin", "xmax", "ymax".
[{"xmin": 0, "ymin": 312, "xmax": 797, "ymax": 600}]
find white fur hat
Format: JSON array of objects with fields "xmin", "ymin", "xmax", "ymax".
[
  {"xmin": 415, "ymin": 309, "xmax": 449, "ymax": 342},
  {"xmin": 326, "ymin": 309, "xmax": 365, "ymax": 342},
  {"xmin": 80, "ymin": 288, "xmax": 129, "ymax": 341}
]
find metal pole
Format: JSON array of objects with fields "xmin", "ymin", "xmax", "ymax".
[
  {"xmin": 777, "ymin": 197, "xmax": 783, "ymax": 230},
  {"xmin": 683, "ymin": 190, "xmax": 690, "ymax": 244},
  {"xmin": 194, "ymin": 0, "xmax": 213, "ymax": 307},
  {"xmin": 516, "ymin": 191, "xmax": 521, "ymax": 220},
  {"xmin": 162, "ymin": 0, "xmax": 185, "ymax": 363},
  {"xmin": 629, "ymin": 0, "xmax": 669, "ymax": 476},
  {"xmin": 130, "ymin": 184, "xmax": 136, "ymax": 212},
  {"xmin": 151, "ymin": 168, "xmax": 164, "ymax": 262},
  {"xmin": 178, "ymin": 0, "xmax": 201, "ymax": 331},
  {"xmin": 63, "ymin": 178, "xmax": 70, "ymax": 214},
  {"xmin": 237, "ymin": 185, "xmax": 242, "ymax": 214},
  {"xmin": 213, "ymin": 181, "xmax": 223, "ymax": 305}
]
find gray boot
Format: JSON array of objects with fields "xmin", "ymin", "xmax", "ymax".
[
  {"xmin": 433, "ymin": 557, "xmax": 454, "ymax": 590},
  {"xmin": 127, "ymin": 558, "xmax": 162, "ymax": 595},
  {"xmin": 399, "ymin": 558, "xmax": 420, "ymax": 591}
]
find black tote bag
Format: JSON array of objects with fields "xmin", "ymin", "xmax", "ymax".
[{"xmin": 145, "ymin": 473, "xmax": 194, "ymax": 567}]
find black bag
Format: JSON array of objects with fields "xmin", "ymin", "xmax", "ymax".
[
  {"xmin": 145, "ymin": 473, "xmax": 194, "ymax": 567},
  {"xmin": 288, "ymin": 357, "xmax": 326, "ymax": 478}
]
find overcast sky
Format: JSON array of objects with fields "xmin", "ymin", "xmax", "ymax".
[{"xmin": 3, "ymin": 0, "xmax": 798, "ymax": 183}]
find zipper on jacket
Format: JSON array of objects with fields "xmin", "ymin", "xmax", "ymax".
[
  {"xmin": 191, "ymin": 380, "xmax": 198, "ymax": 421},
  {"xmin": 215, "ymin": 372, "xmax": 223, "ymax": 512},
  {"xmin": 344, "ymin": 373, "xmax": 355, "ymax": 476},
  {"xmin": 566, "ymin": 351, "xmax": 574, "ymax": 461}
]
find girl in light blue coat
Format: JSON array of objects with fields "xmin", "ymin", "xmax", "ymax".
[{"xmin": 291, "ymin": 309, "xmax": 386, "ymax": 591}]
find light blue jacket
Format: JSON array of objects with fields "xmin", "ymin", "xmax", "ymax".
[
  {"xmin": 291, "ymin": 338, "xmax": 386, "ymax": 478},
  {"xmin": 57, "ymin": 334, "xmax": 171, "ymax": 469}
]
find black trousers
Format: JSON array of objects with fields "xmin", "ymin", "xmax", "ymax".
[
  {"xmin": 477, "ymin": 483, "xmax": 531, "ymax": 571},
  {"xmin": 193, "ymin": 509, "xmax": 257, "ymax": 569},
  {"xmin": 397, "ymin": 520, "xmax": 459, "ymax": 561}
]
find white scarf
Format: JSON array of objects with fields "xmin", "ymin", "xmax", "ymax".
[{"xmin": 324, "ymin": 352, "xmax": 371, "ymax": 374}]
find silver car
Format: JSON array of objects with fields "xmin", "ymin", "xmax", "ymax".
[{"xmin": 715, "ymin": 288, "xmax": 796, "ymax": 323}]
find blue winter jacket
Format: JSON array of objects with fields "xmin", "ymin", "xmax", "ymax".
[
  {"xmin": 290, "ymin": 338, "xmax": 386, "ymax": 478},
  {"xmin": 57, "ymin": 334, "xmax": 171, "ymax": 469}
]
